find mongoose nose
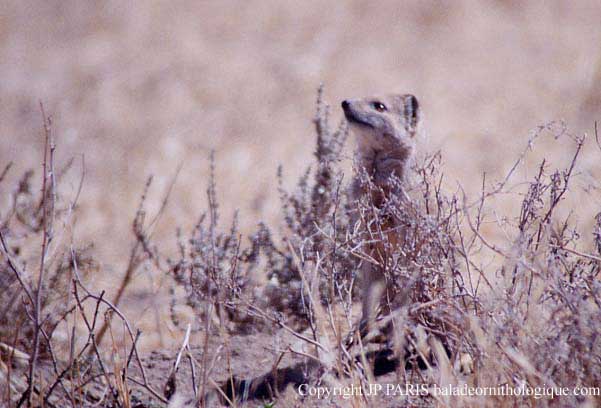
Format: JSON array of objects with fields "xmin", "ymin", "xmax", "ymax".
[{"xmin": 341, "ymin": 100, "xmax": 350, "ymax": 111}]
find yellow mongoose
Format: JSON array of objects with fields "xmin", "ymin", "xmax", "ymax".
[{"xmin": 341, "ymin": 93, "xmax": 421, "ymax": 332}]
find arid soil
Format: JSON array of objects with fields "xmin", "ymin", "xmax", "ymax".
[{"xmin": 1, "ymin": 2, "xmax": 601, "ymax": 407}]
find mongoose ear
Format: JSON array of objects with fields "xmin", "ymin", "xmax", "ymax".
[{"xmin": 404, "ymin": 94, "xmax": 420, "ymax": 132}]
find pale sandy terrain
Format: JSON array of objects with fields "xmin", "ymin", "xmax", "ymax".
[{"xmin": 1, "ymin": 0, "xmax": 601, "ymax": 352}]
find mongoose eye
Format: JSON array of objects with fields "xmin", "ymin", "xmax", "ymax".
[{"xmin": 372, "ymin": 102, "xmax": 387, "ymax": 112}]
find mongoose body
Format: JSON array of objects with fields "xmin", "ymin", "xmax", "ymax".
[{"xmin": 341, "ymin": 94, "xmax": 421, "ymax": 332}]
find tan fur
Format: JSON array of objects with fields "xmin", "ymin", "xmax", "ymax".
[{"xmin": 341, "ymin": 93, "xmax": 421, "ymax": 332}]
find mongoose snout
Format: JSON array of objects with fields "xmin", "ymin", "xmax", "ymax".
[{"xmin": 341, "ymin": 99, "xmax": 378, "ymax": 129}]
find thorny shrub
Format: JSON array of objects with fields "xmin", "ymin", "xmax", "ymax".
[
  {"xmin": 1, "ymin": 92, "xmax": 599, "ymax": 407},
  {"xmin": 0, "ymin": 161, "xmax": 96, "ymax": 356},
  {"xmin": 169, "ymin": 90, "xmax": 601, "ymax": 406}
]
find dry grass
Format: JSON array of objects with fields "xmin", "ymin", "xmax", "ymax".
[
  {"xmin": 1, "ymin": 1, "xmax": 601, "ymax": 407},
  {"xmin": 1, "ymin": 89, "xmax": 599, "ymax": 407}
]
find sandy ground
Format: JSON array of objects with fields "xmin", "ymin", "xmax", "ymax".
[{"xmin": 2, "ymin": 0, "xmax": 601, "ymax": 355}]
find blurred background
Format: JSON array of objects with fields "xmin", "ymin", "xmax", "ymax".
[{"xmin": 1, "ymin": 0, "xmax": 600, "ymax": 347}]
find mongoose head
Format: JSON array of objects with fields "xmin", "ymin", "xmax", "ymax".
[{"xmin": 341, "ymin": 94, "xmax": 421, "ymax": 157}]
